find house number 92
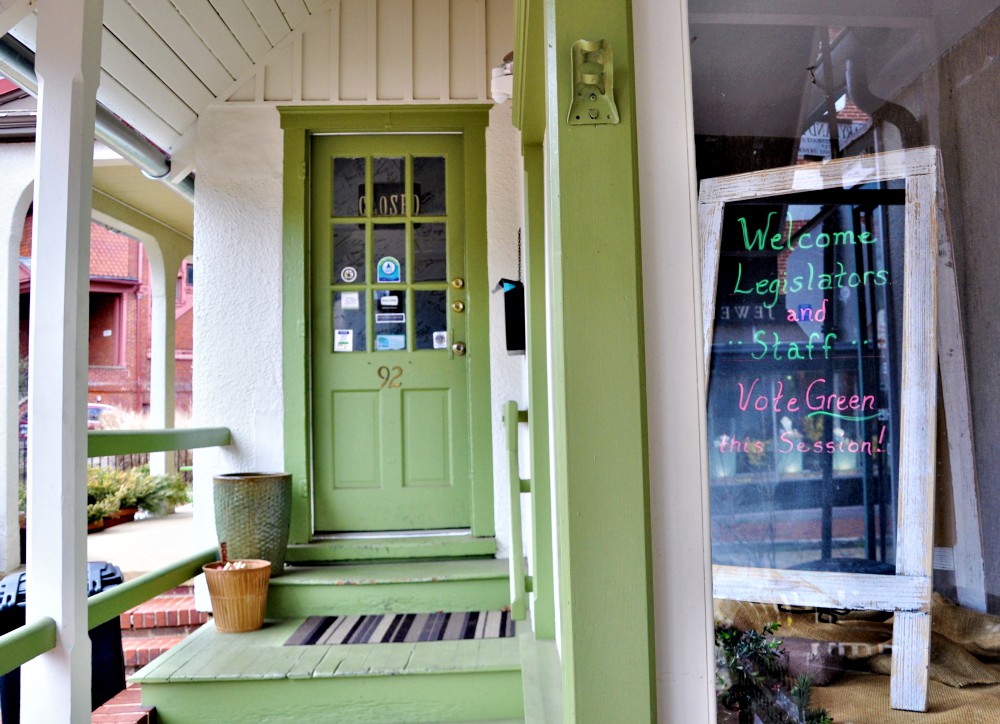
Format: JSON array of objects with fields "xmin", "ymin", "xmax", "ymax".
[{"xmin": 378, "ymin": 366, "xmax": 403, "ymax": 389}]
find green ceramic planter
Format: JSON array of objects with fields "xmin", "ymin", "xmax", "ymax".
[{"xmin": 213, "ymin": 472, "xmax": 292, "ymax": 577}]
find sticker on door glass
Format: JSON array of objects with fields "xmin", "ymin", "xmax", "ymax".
[
  {"xmin": 334, "ymin": 329, "xmax": 354, "ymax": 352},
  {"xmin": 376, "ymin": 256, "xmax": 401, "ymax": 283},
  {"xmin": 433, "ymin": 331, "xmax": 448, "ymax": 349},
  {"xmin": 341, "ymin": 291, "xmax": 360, "ymax": 310},
  {"xmin": 376, "ymin": 334, "xmax": 406, "ymax": 350},
  {"xmin": 340, "ymin": 266, "xmax": 358, "ymax": 283}
]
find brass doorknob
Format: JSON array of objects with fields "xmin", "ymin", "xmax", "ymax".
[{"xmin": 452, "ymin": 342, "xmax": 466, "ymax": 356}]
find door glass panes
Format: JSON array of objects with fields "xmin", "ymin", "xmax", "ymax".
[
  {"xmin": 374, "ymin": 225, "xmax": 406, "ymax": 282},
  {"xmin": 333, "ymin": 157, "xmax": 365, "ymax": 217},
  {"xmin": 371, "ymin": 157, "xmax": 406, "ymax": 216},
  {"xmin": 333, "ymin": 224, "xmax": 365, "ymax": 284},
  {"xmin": 413, "ymin": 223, "xmax": 447, "ymax": 282},
  {"xmin": 415, "ymin": 291, "xmax": 447, "ymax": 350},
  {"xmin": 329, "ymin": 149, "xmax": 451, "ymax": 354},
  {"xmin": 413, "ymin": 157, "xmax": 446, "ymax": 215},
  {"xmin": 374, "ymin": 290, "xmax": 406, "ymax": 351},
  {"xmin": 333, "ymin": 291, "xmax": 366, "ymax": 352}
]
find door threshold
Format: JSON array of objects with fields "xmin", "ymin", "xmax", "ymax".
[{"xmin": 312, "ymin": 528, "xmax": 472, "ymax": 541}]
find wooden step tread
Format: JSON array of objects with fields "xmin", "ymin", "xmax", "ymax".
[
  {"xmin": 286, "ymin": 533, "xmax": 496, "ymax": 562},
  {"xmin": 271, "ymin": 557, "xmax": 508, "ymax": 587},
  {"xmin": 132, "ymin": 618, "xmax": 520, "ymax": 684}
]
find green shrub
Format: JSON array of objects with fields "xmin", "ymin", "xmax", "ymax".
[{"xmin": 87, "ymin": 466, "xmax": 190, "ymax": 517}]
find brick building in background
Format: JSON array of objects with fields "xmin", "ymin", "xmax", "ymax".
[{"xmin": 18, "ymin": 214, "xmax": 193, "ymax": 413}]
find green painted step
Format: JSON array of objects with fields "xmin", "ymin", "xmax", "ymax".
[
  {"xmin": 285, "ymin": 533, "xmax": 497, "ymax": 563},
  {"xmin": 267, "ymin": 558, "xmax": 511, "ymax": 618},
  {"xmin": 133, "ymin": 618, "xmax": 524, "ymax": 723}
]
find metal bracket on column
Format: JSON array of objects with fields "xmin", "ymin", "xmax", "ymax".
[{"xmin": 568, "ymin": 39, "xmax": 620, "ymax": 126}]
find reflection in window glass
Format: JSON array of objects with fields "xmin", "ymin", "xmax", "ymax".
[
  {"xmin": 688, "ymin": 1, "xmax": 1000, "ymax": 710},
  {"xmin": 414, "ymin": 223, "xmax": 446, "ymax": 282},
  {"xmin": 415, "ymin": 291, "xmax": 447, "ymax": 350},
  {"xmin": 333, "ymin": 157, "xmax": 365, "ymax": 217},
  {"xmin": 371, "ymin": 157, "xmax": 407, "ymax": 217},
  {"xmin": 332, "ymin": 291, "xmax": 366, "ymax": 352},
  {"xmin": 688, "ymin": 0, "xmax": 1000, "ymax": 577},
  {"xmin": 374, "ymin": 225, "xmax": 406, "ymax": 283},
  {"xmin": 413, "ymin": 156, "xmax": 445, "ymax": 215},
  {"xmin": 333, "ymin": 224, "xmax": 365, "ymax": 284},
  {"xmin": 374, "ymin": 290, "xmax": 406, "ymax": 351}
]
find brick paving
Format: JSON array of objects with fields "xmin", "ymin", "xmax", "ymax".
[
  {"xmin": 92, "ymin": 586, "xmax": 207, "ymax": 721},
  {"xmin": 91, "ymin": 683, "xmax": 156, "ymax": 723},
  {"xmin": 120, "ymin": 586, "xmax": 208, "ymax": 675}
]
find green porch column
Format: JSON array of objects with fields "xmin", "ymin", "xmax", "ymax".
[
  {"xmin": 522, "ymin": 143, "xmax": 555, "ymax": 640},
  {"xmin": 543, "ymin": 0, "xmax": 656, "ymax": 720}
]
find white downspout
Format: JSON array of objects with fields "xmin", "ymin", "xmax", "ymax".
[{"xmin": 21, "ymin": 0, "xmax": 103, "ymax": 720}]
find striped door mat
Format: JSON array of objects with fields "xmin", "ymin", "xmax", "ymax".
[{"xmin": 285, "ymin": 611, "xmax": 515, "ymax": 646}]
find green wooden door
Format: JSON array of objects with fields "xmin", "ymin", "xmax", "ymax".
[{"xmin": 311, "ymin": 134, "xmax": 472, "ymax": 531}]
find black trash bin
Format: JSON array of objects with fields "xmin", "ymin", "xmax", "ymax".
[{"xmin": 0, "ymin": 561, "xmax": 126, "ymax": 723}]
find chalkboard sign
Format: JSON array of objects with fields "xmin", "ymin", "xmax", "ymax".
[
  {"xmin": 701, "ymin": 148, "xmax": 941, "ymax": 712},
  {"xmin": 707, "ymin": 187, "xmax": 904, "ymax": 573}
]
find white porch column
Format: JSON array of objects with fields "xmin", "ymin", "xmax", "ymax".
[
  {"xmin": 91, "ymin": 197, "xmax": 194, "ymax": 478},
  {"xmin": 22, "ymin": 1, "xmax": 103, "ymax": 721},
  {"xmin": 0, "ymin": 145, "xmax": 33, "ymax": 573},
  {"xmin": 147, "ymin": 244, "xmax": 185, "ymax": 476}
]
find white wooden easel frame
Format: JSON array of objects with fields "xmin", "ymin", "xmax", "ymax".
[{"xmin": 700, "ymin": 147, "xmax": 963, "ymax": 712}]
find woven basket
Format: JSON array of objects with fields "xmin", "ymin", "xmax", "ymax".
[
  {"xmin": 213, "ymin": 472, "xmax": 292, "ymax": 577},
  {"xmin": 203, "ymin": 559, "xmax": 271, "ymax": 633}
]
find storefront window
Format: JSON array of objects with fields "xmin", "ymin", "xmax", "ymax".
[{"xmin": 691, "ymin": 1, "xmax": 1000, "ymax": 718}]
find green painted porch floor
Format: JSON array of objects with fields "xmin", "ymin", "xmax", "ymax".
[
  {"xmin": 132, "ymin": 618, "xmax": 521, "ymax": 683},
  {"xmin": 132, "ymin": 618, "xmax": 524, "ymax": 723}
]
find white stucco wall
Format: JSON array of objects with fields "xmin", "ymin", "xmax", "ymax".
[
  {"xmin": 192, "ymin": 102, "xmax": 525, "ymax": 562},
  {"xmin": 192, "ymin": 104, "xmax": 286, "ymax": 557},
  {"xmin": 485, "ymin": 101, "xmax": 527, "ymax": 558}
]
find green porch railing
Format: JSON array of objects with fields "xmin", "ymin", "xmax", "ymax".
[
  {"xmin": 0, "ymin": 616, "xmax": 57, "ymax": 678},
  {"xmin": 0, "ymin": 548, "xmax": 216, "ymax": 679},
  {"xmin": 504, "ymin": 401, "xmax": 532, "ymax": 621},
  {"xmin": 87, "ymin": 427, "xmax": 231, "ymax": 457},
  {"xmin": 88, "ymin": 547, "xmax": 217, "ymax": 630},
  {"xmin": 0, "ymin": 427, "xmax": 230, "ymax": 679}
]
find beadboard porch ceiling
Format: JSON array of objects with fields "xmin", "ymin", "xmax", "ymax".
[
  {"xmin": 5, "ymin": 0, "xmax": 331, "ymax": 156},
  {"xmin": 3, "ymin": 0, "xmax": 504, "ymax": 165}
]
